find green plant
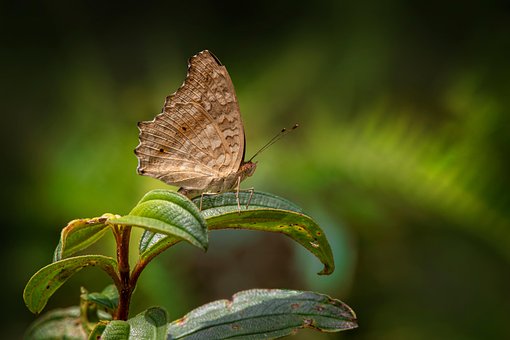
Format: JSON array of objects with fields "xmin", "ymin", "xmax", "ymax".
[{"xmin": 23, "ymin": 190, "xmax": 357, "ymax": 339}]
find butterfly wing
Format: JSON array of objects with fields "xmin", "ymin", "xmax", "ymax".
[{"xmin": 135, "ymin": 50, "xmax": 245, "ymax": 191}]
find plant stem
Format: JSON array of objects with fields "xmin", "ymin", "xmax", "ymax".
[{"xmin": 114, "ymin": 225, "xmax": 132, "ymax": 320}]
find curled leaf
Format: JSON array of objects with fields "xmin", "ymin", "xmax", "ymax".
[{"xmin": 53, "ymin": 214, "xmax": 115, "ymax": 261}]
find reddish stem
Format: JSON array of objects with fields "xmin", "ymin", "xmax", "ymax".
[{"xmin": 113, "ymin": 226, "xmax": 132, "ymax": 320}]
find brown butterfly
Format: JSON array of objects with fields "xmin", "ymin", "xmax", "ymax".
[{"xmin": 135, "ymin": 50, "xmax": 257, "ymax": 199}]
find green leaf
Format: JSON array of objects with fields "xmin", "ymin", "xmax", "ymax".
[
  {"xmin": 24, "ymin": 306, "xmax": 111, "ymax": 340},
  {"xmin": 24, "ymin": 307, "xmax": 87, "ymax": 339},
  {"xmin": 24, "ymin": 255, "xmax": 118, "ymax": 314},
  {"xmin": 80, "ymin": 286, "xmax": 106, "ymax": 333},
  {"xmin": 127, "ymin": 307, "xmax": 168, "ymax": 339},
  {"xmin": 53, "ymin": 214, "xmax": 113, "ymax": 262},
  {"xmin": 110, "ymin": 190, "xmax": 208, "ymax": 253},
  {"xmin": 137, "ymin": 191, "xmax": 303, "ymax": 264},
  {"xmin": 101, "ymin": 307, "xmax": 168, "ymax": 339},
  {"xmin": 101, "ymin": 307, "xmax": 168, "ymax": 340},
  {"xmin": 100, "ymin": 320, "xmax": 130, "ymax": 339},
  {"xmin": 197, "ymin": 192, "xmax": 335, "ymax": 275},
  {"xmin": 167, "ymin": 289, "xmax": 357, "ymax": 339},
  {"xmin": 138, "ymin": 230, "xmax": 181, "ymax": 262},
  {"xmin": 194, "ymin": 191, "xmax": 305, "ymax": 216},
  {"xmin": 82, "ymin": 284, "xmax": 119, "ymax": 311},
  {"xmin": 88, "ymin": 321, "xmax": 109, "ymax": 340}
]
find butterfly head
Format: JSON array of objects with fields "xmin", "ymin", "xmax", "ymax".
[{"xmin": 240, "ymin": 161, "xmax": 257, "ymax": 180}]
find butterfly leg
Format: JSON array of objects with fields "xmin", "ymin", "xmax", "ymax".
[
  {"xmin": 234, "ymin": 187, "xmax": 254, "ymax": 209},
  {"xmin": 245, "ymin": 187, "xmax": 254, "ymax": 209},
  {"xmin": 235, "ymin": 176, "xmax": 241, "ymax": 213}
]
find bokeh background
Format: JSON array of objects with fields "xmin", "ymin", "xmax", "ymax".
[{"xmin": 3, "ymin": 1, "xmax": 510, "ymax": 339}]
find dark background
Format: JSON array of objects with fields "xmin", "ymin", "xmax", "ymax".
[{"xmin": 2, "ymin": 1, "xmax": 510, "ymax": 338}]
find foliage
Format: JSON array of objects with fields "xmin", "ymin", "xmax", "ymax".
[
  {"xmin": 7, "ymin": 2, "xmax": 510, "ymax": 338},
  {"xmin": 23, "ymin": 190, "xmax": 357, "ymax": 339}
]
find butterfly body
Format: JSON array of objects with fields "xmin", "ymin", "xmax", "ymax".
[
  {"xmin": 177, "ymin": 160, "xmax": 257, "ymax": 198},
  {"xmin": 135, "ymin": 50, "xmax": 256, "ymax": 198}
]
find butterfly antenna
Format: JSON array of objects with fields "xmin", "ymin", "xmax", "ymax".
[{"xmin": 248, "ymin": 123, "xmax": 299, "ymax": 162}]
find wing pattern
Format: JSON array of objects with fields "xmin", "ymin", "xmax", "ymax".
[{"xmin": 135, "ymin": 50, "xmax": 245, "ymax": 191}]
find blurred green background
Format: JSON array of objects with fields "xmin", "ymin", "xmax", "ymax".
[{"xmin": 3, "ymin": 1, "xmax": 510, "ymax": 339}]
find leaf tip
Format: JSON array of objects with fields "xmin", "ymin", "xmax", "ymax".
[{"xmin": 317, "ymin": 263, "xmax": 335, "ymax": 275}]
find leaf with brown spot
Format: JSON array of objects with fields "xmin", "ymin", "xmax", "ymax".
[
  {"xmin": 197, "ymin": 191, "xmax": 335, "ymax": 275},
  {"xmin": 167, "ymin": 289, "xmax": 357, "ymax": 339},
  {"xmin": 140, "ymin": 190, "xmax": 335, "ymax": 275},
  {"xmin": 53, "ymin": 214, "xmax": 115, "ymax": 262},
  {"xmin": 23, "ymin": 255, "xmax": 117, "ymax": 314}
]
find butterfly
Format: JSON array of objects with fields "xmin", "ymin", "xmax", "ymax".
[{"xmin": 135, "ymin": 50, "xmax": 257, "ymax": 200}]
